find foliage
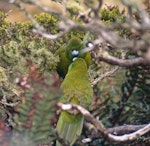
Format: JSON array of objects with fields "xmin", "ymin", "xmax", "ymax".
[
  {"xmin": 0, "ymin": 10, "xmax": 60, "ymax": 146},
  {"xmin": 100, "ymin": 7, "xmax": 126, "ymax": 23},
  {"xmin": 10, "ymin": 63, "xmax": 60, "ymax": 146},
  {"xmin": 35, "ymin": 13, "xmax": 60, "ymax": 34},
  {"xmin": 121, "ymin": 66, "xmax": 150, "ymax": 124},
  {"xmin": 0, "ymin": 1, "xmax": 150, "ymax": 145},
  {"xmin": 0, "ymin": 11, "xmax": 58, "ymax": 78}
]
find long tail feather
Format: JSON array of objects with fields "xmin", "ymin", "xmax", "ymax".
[{"xmin": 56, "ymin": 111, "xmax": 84, "ymax": 146}]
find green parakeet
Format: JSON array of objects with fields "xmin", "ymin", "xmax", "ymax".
[
  {"xmin": 56, "ymin": 58, "xmax": 93, "ymax": 146},
  {"xmin": 55, "ymin": 38, "xmax": 91, "ymax": 78}
]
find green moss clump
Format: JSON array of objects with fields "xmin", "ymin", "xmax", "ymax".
[
  {"xmin": 35, "ymin": 13, "xmax": 60, "ymax": 33},
  {"xmin": 100, "ymin": 7, "xmax": 126, "ymax": 23}
]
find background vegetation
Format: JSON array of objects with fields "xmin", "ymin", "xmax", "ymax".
[{"xmin": 0, "ymin": 0, "xmax": 150, "ymax": 146}]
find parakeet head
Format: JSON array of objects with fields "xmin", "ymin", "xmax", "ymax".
[
  {"xmin": 66, "ymin": 38, "xmax": 87, "ymax": 61},
  {"xmin": 55, "ymin": 37, "xmax": 92, "ymax": 78}
]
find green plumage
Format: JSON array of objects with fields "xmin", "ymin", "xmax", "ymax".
[
  {"xmin": 55, "ymin": 38, "xmax": 91, "ymax": 78},
  {"xmin": 56, "ymin": 58, "xmax": 93, "ymax": 146}
]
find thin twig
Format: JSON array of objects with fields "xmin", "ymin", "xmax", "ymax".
[
  {"xmin": 92, "ymin": 66, "xmax": 119, "ymax": 86},
  {"xmin": 10, "ymin": 0, "xmax": 45, "ymax": 31}
]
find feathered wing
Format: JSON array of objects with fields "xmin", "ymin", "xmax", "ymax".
[{"xmin": 55, "ymin": 46, "xmax": 71, "ymax": 78}]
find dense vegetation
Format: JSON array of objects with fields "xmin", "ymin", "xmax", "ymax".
[{"xmin": 0, "ymin": 0, "xmax": 150, "ymax": 146}]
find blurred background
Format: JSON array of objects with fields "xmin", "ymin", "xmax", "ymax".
[{"xmin": 0, "ymin": 0, "xmax": 145, "ymax": 22}]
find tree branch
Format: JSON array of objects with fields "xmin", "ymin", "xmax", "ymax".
[
  {"xmin": 57, "ymin": 102, "xmax": 150, "ymax": 143},
  {"xmin": 83, "ymin": 123, "xmax": 149, "ymax": 143},
  {"xmin": 97, "ymin": 52, "xmax": 150, "ymax": 67},
  {"xmin": 57, "ymin": 102, "xmax": 108, "ymax": 137},
  {"xmin": 84, "ymin": 122, "xmax": 147, "ymax": 135},
  {"xmin": 108, "ymin": 123, "xmax": 150, "ymax": 142},
  {"xmin": 107, "ymin": 124, "xmax": 148, "ymax": 135}
]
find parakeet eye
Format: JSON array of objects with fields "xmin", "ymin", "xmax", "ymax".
[
  {"xmin": 86, "ymin": 42, "xmax": 93, "ymax": 48},
  {"xmin": 71, "ymin": 50, "xmax": 79, "ymax": 58}
]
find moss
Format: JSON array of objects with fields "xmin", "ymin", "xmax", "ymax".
[
  {"xmin": 35, "ymin": 13, "xmax": 60, "ymax": 33},
  {"xmin": 100, "ymin": 7, "xmax": 126, "ymax": 23},
  {"xmin": 0, "ymin": 67, "xmax": 9, "ymax": 87}
]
